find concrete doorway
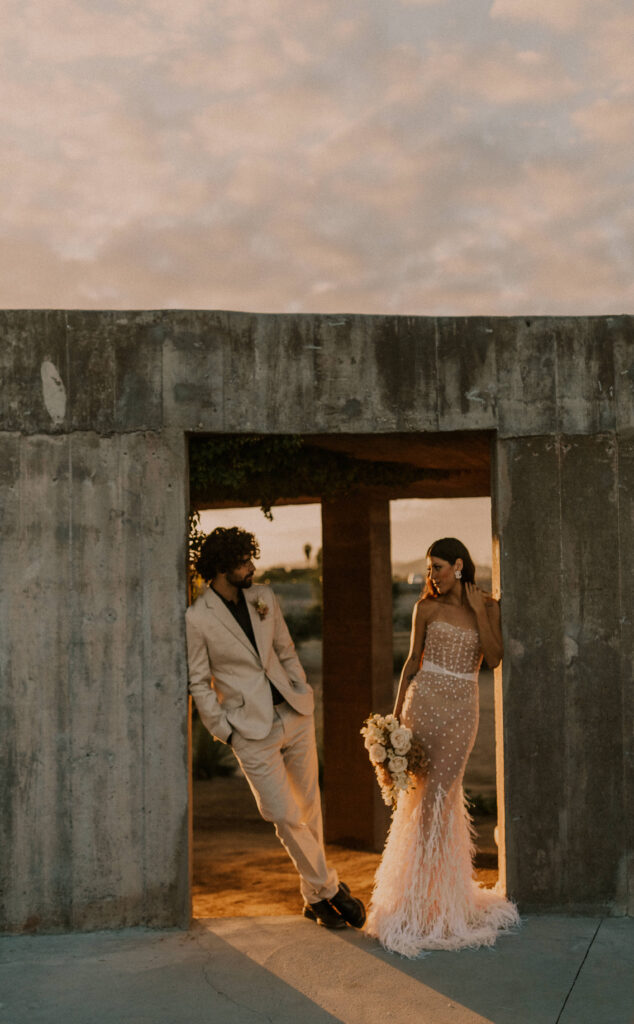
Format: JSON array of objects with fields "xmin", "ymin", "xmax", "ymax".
[
  {"xmin": 4, "ymin": 311, "xmax": 628, "ymax": 934},
  {"xmin": 188, "ymin": 431, "xmax": 503, "ymax": 917}
]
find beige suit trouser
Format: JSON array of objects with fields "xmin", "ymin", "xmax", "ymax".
[{"xmin": 230, "ymin": 702, "xmax": 338, "ymax": 904}]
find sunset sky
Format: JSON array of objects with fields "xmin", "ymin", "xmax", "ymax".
[
  {"xmin": 6, "ymin": 3, "xmax": 631, "ymax": 567},
  {"xmin": 3, "ymin": 0, "xmax": 632, "ymax": 315},
  {"xmin": 200, "ymin": 498, "xmax": 493, "ymax": 571}
]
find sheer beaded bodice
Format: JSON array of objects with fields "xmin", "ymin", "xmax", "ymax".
[
  {"xmin": 420, "ymin": 619, "xmax": 482, "ymax": 678},
  {"xmin": 401, "ymin": 621, "xmax": 481, "ymax": 801}
]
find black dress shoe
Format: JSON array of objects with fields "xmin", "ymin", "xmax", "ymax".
[
  {"xmin": 328, "ymin": 882, "xmax": 366, "ymax": 928},
  {"xmin": 303, "ymin": 898, "xmax": 347, "ymax": 929}
]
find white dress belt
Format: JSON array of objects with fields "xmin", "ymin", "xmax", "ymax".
[{"xmin": 419, "ymin": 661, "xmax": 478, "ymax": 682}]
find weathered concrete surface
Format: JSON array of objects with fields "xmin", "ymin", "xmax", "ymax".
[
  {"xmin": 494, "ymin": 432, "xmax": 632, "ymax": 914},
  {"xmin": 0, "ymin": 427, "xmax": 190, "ymax": 931},
  {"xmin": 1, "ymin": 916, "xmax": 632, "ymax": 1024},
  {"xmin": 0, "ymin": 310, "xmax": 632, "ymax": 930},
  {"xmin": 0, "ymin": 310, "xmax": 163, "ymax": 434},
  {"xmin": 619, "ymin": 432, "xmax": 634, "ymax": 917},
  {"xmin": 1, "ymin": 311, "xmax": 631, "ymax": 438}
]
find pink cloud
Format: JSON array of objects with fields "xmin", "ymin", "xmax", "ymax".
[
  {"xmin": 490, "ymin": 0, "xmax": 598, "ymax": 33},
  {"xmin": 0, "ymin": 0, "xmax": 631, "ymax": 315},
  {"xmin": 573, "ymin": 95, "xmax": 634, "ymax": 144}
]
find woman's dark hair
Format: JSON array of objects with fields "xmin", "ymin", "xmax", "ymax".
[
  {"xmin": 422, "ymin": 537, "xmax": 476, "ymax": 599},
  {"xmin": 196, "ymin": 527, "xmax": 260, "ymax": 582}
]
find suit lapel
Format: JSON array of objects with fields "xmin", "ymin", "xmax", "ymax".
[
  {"xmin": 204, "ymin": 588, "xmax": 259, "ymax": 658},
  {"xmin": 246, "ymin": 593, "xmax": 269, "ymax": 659}
]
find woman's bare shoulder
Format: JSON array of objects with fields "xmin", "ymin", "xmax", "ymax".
[{"xmin": 414, "ymin": 597, "xmax": 436, "ymax": 622}]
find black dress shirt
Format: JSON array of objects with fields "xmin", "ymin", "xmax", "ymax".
[{"xmin": 213, "ymin": 587, "xmax": 285, "ymax": 705}]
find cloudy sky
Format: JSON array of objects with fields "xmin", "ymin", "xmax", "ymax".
[{"xmin": 3, "ymin": 0, "xmax": 632, "ymax": 314}]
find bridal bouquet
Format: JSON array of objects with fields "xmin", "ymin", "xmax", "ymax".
[{"xmin": 360, "ymin": 713, "xmax": 429, "ymax": 808}]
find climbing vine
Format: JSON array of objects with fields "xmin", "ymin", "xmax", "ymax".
[{"xmin": 188, "ymin": 434, "xmax": 430, "ymax": 520}]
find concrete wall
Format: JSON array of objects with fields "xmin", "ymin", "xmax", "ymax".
[
  {"xmin": 0, "ymin": 428, "xmax": 190, "ymax": 930},
  {"xmin": 1, "ymin": 309, "xmax": 632, "ymax": 929},
  {"xmin": 494, "ymin": 433, "xmax": 631, "ymax": 912}
]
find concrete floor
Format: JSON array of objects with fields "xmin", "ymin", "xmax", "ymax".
[{"xmin": 1, "ymin": 915, "xmax": 632, "ymax": 1024}]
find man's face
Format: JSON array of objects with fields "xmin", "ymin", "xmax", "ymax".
[{"xmin": 226, "ymin": 556, "xmax": 255, "ymax": 589}]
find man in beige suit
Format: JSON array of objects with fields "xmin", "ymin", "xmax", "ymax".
[{"xmin": 186, "ymin": 526, "xmax": 365, "ymax": 930}]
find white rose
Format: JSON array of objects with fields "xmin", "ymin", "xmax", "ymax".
[
  {"xmin": 369, "ymin": 743, "xmax": 387, "ymax": 763},
  {"xmin": 384, "ymin": 714, "xmax": 398, "ymax": 731},
  {"xmin": 363, "ymin": 726, "xmax": 383, "ymax": 747},
  {"xmin": 388, "ymin": 756, "xmax": 407, "ymax": 774},
  {"xmin": 390, "ymin": 727, "xmax": 412, "ymax": 755}
]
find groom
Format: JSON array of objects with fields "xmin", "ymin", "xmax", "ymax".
[{"xmin": 186, "ymin": 525, "xmax": 366, "ymax": 930}]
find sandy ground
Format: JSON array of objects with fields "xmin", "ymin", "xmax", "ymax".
[{"xmin": 192, "ymin": 774, "xmax": 498, "ymax": 918}]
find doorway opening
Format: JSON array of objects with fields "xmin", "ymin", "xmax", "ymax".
[{"xmin": 187, "ymin": 432, "xmax": 503, "ymax": 918}]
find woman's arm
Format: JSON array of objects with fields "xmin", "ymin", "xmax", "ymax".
[
  {"xmin": 464, "ymin": 584, "xmax": 503, "ymax": 667},
  {"xmin": 393, "ymin": 601, "xmax": 427, "ymax": 719}
]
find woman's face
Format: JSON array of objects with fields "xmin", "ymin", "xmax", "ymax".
[{"xmin": 427, "ymin": 554, "xmax": 462, "ymax": 596}]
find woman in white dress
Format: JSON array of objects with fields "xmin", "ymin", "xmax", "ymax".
[{"xmin": 366, "ymin": 538, "xmax": 519, "ymax": 957}]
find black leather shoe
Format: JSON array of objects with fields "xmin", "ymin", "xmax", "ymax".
[
  {"xmin": 303, "ymin": 899, "xmax": 347, "ymax": 929},
  {"xmin": 328, "ymin": 882, "xmax": 366, "ymax": 928}
]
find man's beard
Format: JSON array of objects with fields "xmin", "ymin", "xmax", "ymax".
[{"xmin": 227, "ymin": 571, "xmax": 254, "ymax": 589}]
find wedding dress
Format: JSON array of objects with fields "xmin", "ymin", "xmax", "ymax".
[{"xmin": 366, "ymin": 619, "xmax": 519, "ymax": 957}]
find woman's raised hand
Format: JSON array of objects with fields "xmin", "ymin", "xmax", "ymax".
[{"xmin": 464, "ymin": 582, "xmax": 486, "ymax": 614}]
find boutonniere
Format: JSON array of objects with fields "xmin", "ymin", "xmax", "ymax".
[{"xmin": 252, "ymin": 597, "xmax": 269, "ymax": 621}]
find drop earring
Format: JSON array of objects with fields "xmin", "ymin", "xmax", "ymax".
[{"xmin": 455, "ymin": 569, "xmax": 462, "ymax": 579}]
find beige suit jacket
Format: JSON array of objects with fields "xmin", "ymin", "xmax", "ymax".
[{"xmin": 186, "ymin": 583, "xmax": 314, "ymax": 743}]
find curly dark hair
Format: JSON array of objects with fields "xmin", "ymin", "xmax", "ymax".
[
  {"xmin": 422, "ymin": 537, "xmax": 476, "ymax": 599},
  {"xmin": 195, "ymin": 527, "xmax": 260, "ymax": 582}
]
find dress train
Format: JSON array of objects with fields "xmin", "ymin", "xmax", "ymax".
[
  {"xmin": 366, "ymin": 777, "xmax": 518, "ymax": 957},
  {"xmin": 365, "ymin": 620, "xmax": 519, "ymax": 957}
]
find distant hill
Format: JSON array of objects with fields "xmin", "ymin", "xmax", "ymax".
[
  {"xmin": 393, "ymin": 559, "xmax": 492, "ymax": 590},
  {"xmin": 259, "ymin": 557, "xmax": 493, "ymax": 591}
]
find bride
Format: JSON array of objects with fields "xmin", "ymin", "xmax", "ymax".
[{"xmin": 365, "ymin": 537, "xmax": 519, "ymax": 957}]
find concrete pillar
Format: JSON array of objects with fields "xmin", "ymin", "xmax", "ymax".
[
  {"xmin": 619, "ymin": 433, "xmax": 634, "ymax": 916},
  {"xmin": 0, "ymin": 430, "xmax": 190, "ymax": 932},
  {"xmin": 493, "ymin": 433, "xmax": 628, "ymax": 913},
  {"xmin": 321, "ymin": 495, "xmax": 393, "ymax": 851}
]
